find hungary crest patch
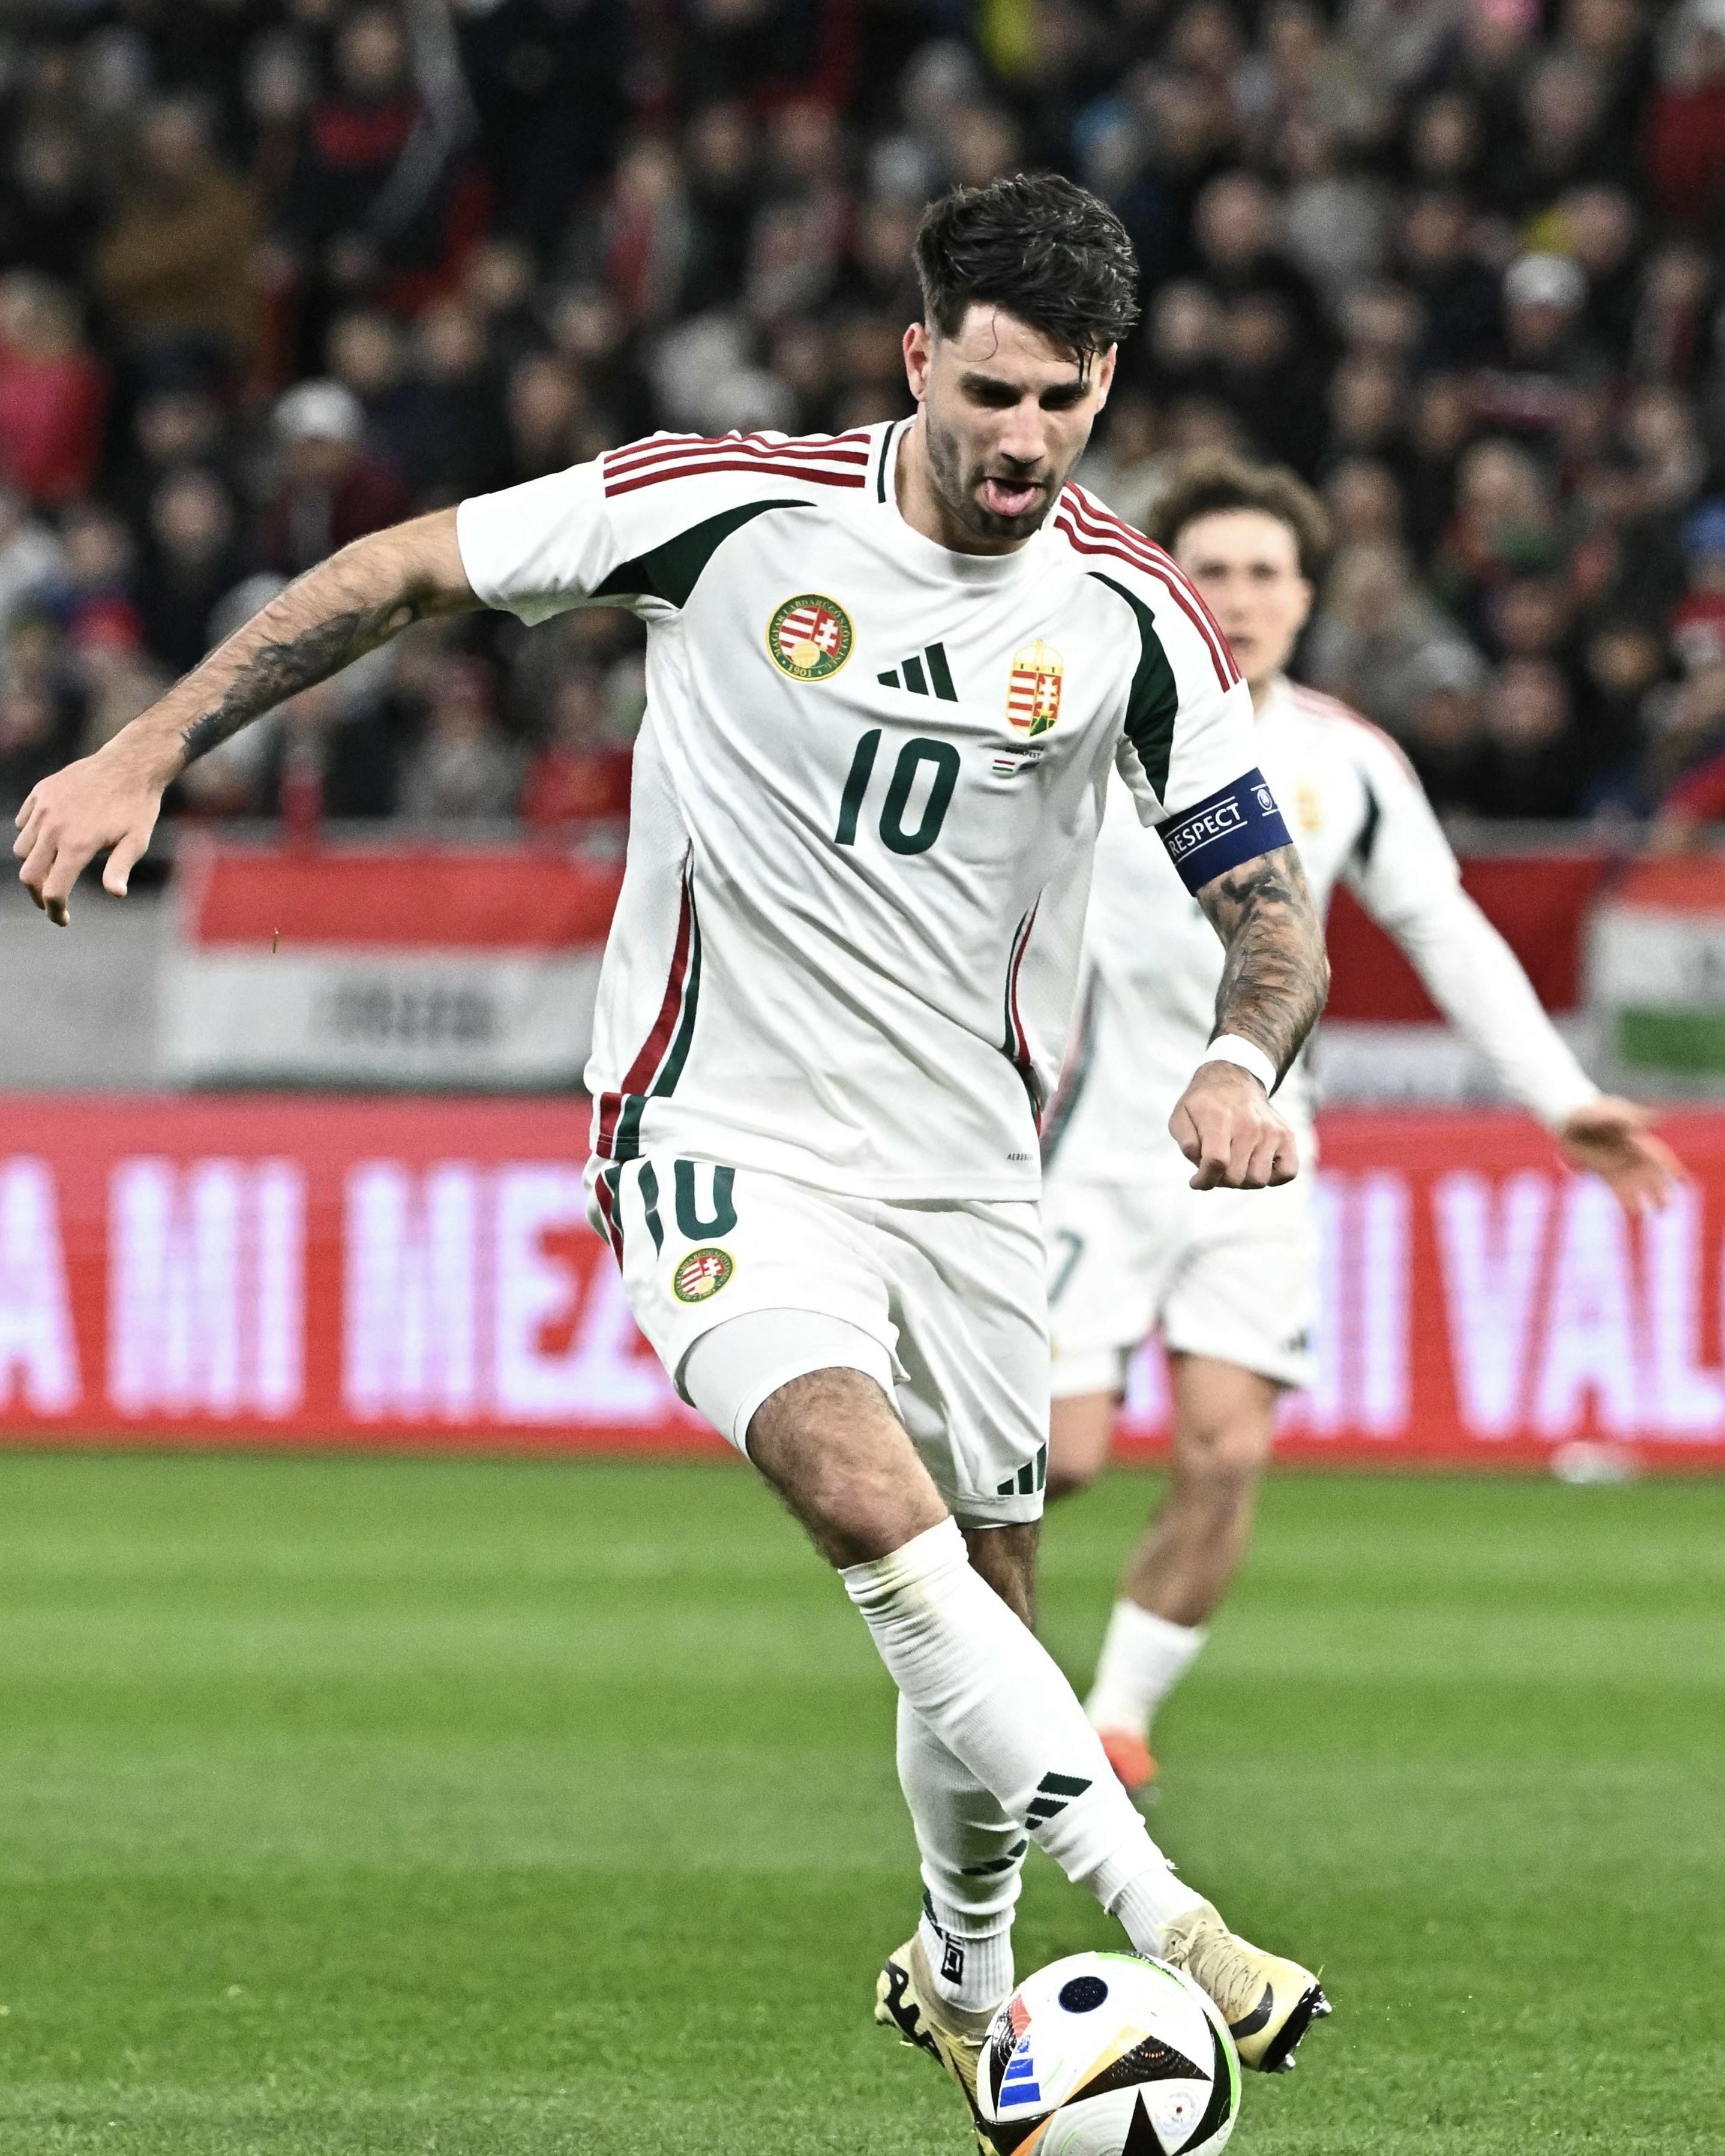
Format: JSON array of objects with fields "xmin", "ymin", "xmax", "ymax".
[
  {"xmin": 1006, "ymin": 638, "xmax": 1064, "ymax": 736},
  {"xmin": 673, "ymin": 1246, "xmax": 735, "ymax": 1304},
  {"xmin": 768, "ymin": 594, "xmax": 853, "ymax": 681}
]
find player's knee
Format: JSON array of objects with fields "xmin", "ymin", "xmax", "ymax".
[{"xmin": 1171, "ymin": 1410, "xmax": 1273, "ymax": 1491}]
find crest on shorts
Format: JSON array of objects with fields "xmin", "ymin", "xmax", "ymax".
[
  {"xmin": 672, "ymin": 1245, "xmax": 734, "ymax": 1304},
  {"xmin": 767, "ymin": 594, "xmax": 853, "ymax": 681},
  {"xmin": 1006, "ymin": 639, "xmax": 1063, "ymax": 736}
]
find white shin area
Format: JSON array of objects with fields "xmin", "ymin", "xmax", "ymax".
[
  {"xmin": 843, "ymin": 1520, "xmax": 1207, "ymax": 1961},
  {"xmin": 1085, "ymin": 1599, "xmax": 1209, "ymax": 1740}
]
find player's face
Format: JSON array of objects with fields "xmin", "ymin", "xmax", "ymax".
[
  {"xmin": 1172, "ymin": 510, "xmax": 1312, "ymax": 692},
  {"xmin": 905, "ymin": 306, "xmax": 1115, "ymax": 547}
]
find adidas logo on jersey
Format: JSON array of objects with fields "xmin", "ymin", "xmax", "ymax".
[{"xmin": 878, "ymin": 642, "xmax": 958, "ymax": 700}]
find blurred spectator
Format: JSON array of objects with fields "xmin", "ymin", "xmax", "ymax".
[
  {"xmin": 277, "ymin": 2, "xmax": 481, "ymax": 338},
  {"xmin": 1076, "ymin": 393, "xmax": 1165, "ymax": 528},
  {"xmin": 1475, "ymin": 654, "xmax": 1581, "ymax": 818},
  {"xmin": 0, "ymin": 127, "xmax": 100, "ymax": 283},
  {"xmin": 1396, "ymin": 189, "xmax": 1499, "ymax": 369},
  {"xmin": 459, "ymin": 0, "xmax": 626, "ymax": 251},
  {"xmin": 1643, "ymin": 0, "xmax": 1725, "ymax": 224},
  {"xmin": 89, "ymin": 98, "xmax": 261, "ymax": 381},
  {"xmin": 137, "ymin": 469, "xmax": 243, "ymax": 675},
  {"xmin": 397, "ymin": 303, "xmax": 511, "ymax": 505},
  {"xmin": 0, "ymin": 275, "xmax": 106, "ymax": 506},
  {"xmin": 0, "ymin": 486, "xmax": 65, "ymax": 645},
  {"xmin": 1667, "ymin": 501, "xmax": 1725, "ymax": 671},
  {"xmin": 1432, "ymin": 437, "xmax": 1561, "ymax": 618},
  {"xmin": 1307, "ymin": 539, "xmax": 1485, "ymax": 734},
  {"xmin": 521, "ymin": 666, "xmax": 633, "ymax": 830},
  {"xmin": 397, "ymin": 657, "xmax": 521, "ymax": 821},
  {"xmin": 1468, "ymin": 253, "xmax": 1599, "ymax": 453},
  {"xmin": 68, "ymin": 606, "xmax": 168, "ymax": 756},
  {"xmin": 1403, "ymin": 646, "xmax": 1491, "ymax": 817},
  {"xmin": 505, "ymin": 353, "xmax": 585, "ymax": 484},
  {"xmin": 257, "ymin": 379, "xmax": 406, "ymax": 578},
  {"xmin": 0, "ymin": 674, "xmax": 74, "ymax": 819},
  {"xmin": 52, "ymin": 505, "xmax": 143, "ymax": 653}
]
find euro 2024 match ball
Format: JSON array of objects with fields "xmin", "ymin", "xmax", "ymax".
[{"xmin": 976, "ymin": 1950, "xmax": 1242, "ymax": 2156}]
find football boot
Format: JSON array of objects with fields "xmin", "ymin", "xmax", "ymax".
[
  {"xmin": 1094, "ymin": 1726, "xmax": 1157, "ymax": 1799},
  {"xmin": 1159, "ymin": 1900, "xmax": 1330, "ymax": 2072},
  {"xmin": 875, "ymin": 1930, "xmax": 994, "ymax": 2152}
]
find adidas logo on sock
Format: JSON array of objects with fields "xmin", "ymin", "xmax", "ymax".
[
  {"xmin": 1024, "ymin": 1770, "xmax": 1091, "ymax": 1828},
  {"xmin": 878, "ymin": 642, "xmax": 958, "ymax": 699},
  {"xmin": 961, "ymin": 1837, "xmax": 1028, "ymax": 1878}
]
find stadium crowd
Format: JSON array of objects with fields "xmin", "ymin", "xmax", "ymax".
[{"xmin": 2, "ymin": 0, "xmax": 1725, "ymax": 843}]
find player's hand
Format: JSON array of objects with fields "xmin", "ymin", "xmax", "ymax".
[
  {"xmin": 13, "ymin": 734, "xmax": 169, "ymax": 926},
  {"xmin": 1558, "ymin": 1097, "xmax": 1684, "ymax": 1214},
  {"xmin": 1169, "ymin": 1060, "xmax": 1299, "ymax": 1190}
]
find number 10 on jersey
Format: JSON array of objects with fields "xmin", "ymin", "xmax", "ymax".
[{"xmin": 835, "ymin": 729, "xmax": 959, "ymax": 857}]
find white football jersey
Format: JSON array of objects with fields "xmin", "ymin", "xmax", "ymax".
[
  {"xmin": 457, "ymin": 423, "xmax": 1286, "ymax": 1200},
  {"xmin": 1046, "ymin": 674, "xmax": 1598, "ymax": 1182}
]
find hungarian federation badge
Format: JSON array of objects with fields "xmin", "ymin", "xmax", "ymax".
[
  {"xmin": 767, "ymin": 594, "xmax": 854, "ymax": 681},
  {"xmin": 1006, "ymin": 639, "xmax": 1064, "ymax": 736}
]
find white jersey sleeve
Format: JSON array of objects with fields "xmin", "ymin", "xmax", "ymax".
[
  {"xmin": 455, "ymin": 430, "xmax": 875, "ymax": 626},
  {"xmin": 1051, "ymin": 486, "xmax": 1290, "ymax": 891},
  {"xmin": 1341, "ymin": 723, "xmax": 1600, "ymax": 1128}
]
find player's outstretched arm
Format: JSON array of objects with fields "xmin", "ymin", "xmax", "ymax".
[
  {"xmin": 1169, "ymin": 842, "xmax": 1330, "ymax": 1192},
  {"xmin": 13, "ymin": 508, "xmax": 480, "ymax": 924}
]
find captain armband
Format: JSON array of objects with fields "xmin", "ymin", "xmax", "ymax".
[{"xmin": 1157, "ymin": 769, "xmax": 1292, "ymax": 896}]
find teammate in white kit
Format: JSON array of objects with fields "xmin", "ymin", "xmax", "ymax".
[
  {"xmin": 1042, "ymin": 454, "xmax": 1681, "ymax": 1796},
  {"xmin": 16, "ymin": 181, "xmax": 1337, "ymax": 2133}
]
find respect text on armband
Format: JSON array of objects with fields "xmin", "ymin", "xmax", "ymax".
[{"xmin": 1158, "ymin": 768, "xmax": 1292, "ymax": 894}]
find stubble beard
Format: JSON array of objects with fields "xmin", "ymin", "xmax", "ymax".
[{"xmin": 924, "ymin": 408, "xmax": 1059, "ymax": 545}]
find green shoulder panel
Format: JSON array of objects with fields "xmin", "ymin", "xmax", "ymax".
[
  {"xmin": 594, "ymin": 500, "xmax": 806, "ymax": 609},
  {"xmin": 1088, "ymin": 570, "xmax": 1180, "ymax": 800}
]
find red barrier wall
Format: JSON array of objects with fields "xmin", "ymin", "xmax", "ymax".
[{"xmin": 0, "ymin": 1095, "xmax": 1721, "ymax": 1468}]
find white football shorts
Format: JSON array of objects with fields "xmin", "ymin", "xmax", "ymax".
[
  {"xmin": 1043, "ymin": 1155, "xmax": 1319, "ymax": 1398},
  {"xmin": 586, "ymin": 1152, "xmax": 1051, "ymax": 1527}
]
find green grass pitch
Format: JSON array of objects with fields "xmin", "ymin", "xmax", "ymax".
[{"xmin": 0, "ymin": 1454, "xmax": 1721, "ymax": 2155}]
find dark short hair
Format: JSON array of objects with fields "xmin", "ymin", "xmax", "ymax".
[
  {"xmin": 1146, "ymin": 452, "xmax": 1331, "ymax": 581},
  {"xmin": 914, "ymin": 174, "xmax": 1140, "ymax": 364}
]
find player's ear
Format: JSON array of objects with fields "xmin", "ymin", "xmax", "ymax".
[
  {"xmin": 1093, "ymin": 343, "xmax": 1118, "ymax": 406},
  {"xmin": 904, "ymin": 321, "xmax": 932, "ymax": 401}
]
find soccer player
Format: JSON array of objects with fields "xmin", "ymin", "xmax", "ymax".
[
  {"xmin": 16, "ymin": 179, "xmax": 1335, "ymax": 2131},
  {"xmin": 1043, "ymin": 454, "xmax": 1681, "ymax": 1797}
]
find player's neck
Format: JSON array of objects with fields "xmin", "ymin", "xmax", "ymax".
[
  {"xmin": 1247, "ymin": 671, "xmax": 1282, "ymax": 711},
  {"xmin": 895, "ymin": 414, "xmax": 1033, "ymax": 559}
]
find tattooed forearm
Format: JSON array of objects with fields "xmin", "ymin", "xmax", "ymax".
[
  {"xmin": 159, "ymin": 510, "xmax": 479, "ymax": 773},
  {"xmin": 179, "ymin": 599, "xmax": 420, "ymax": 765},
  {"xmin": 1196, "ymin": 842, "xmax": 1330, "ymax": 1079}
]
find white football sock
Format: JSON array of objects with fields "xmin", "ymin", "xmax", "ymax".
[
  {"xmin": 916, "ymin": 1895, "xmax": 1015, "ymax": 2017},
  {"xmin": 899, "ymin": 1697, "xmax": 1020, "ymax": 2014},
  {"xmin": 843, "ymin": 1520, "xmax": 1207, "ymax": 1956},
  {"xmin": 1085, "ymin": 1599, "xmax": 1208, "ymax": 1740}
]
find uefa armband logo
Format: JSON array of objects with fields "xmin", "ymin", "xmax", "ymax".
[{"xmin": 1159, "ymin": 767, "xmax": 1292, "ymax": 894}]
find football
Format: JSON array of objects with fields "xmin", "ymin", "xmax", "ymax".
[{"xmin": 976, "ymin": 1950, "xmax": 1241, "ymax": 2156}]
